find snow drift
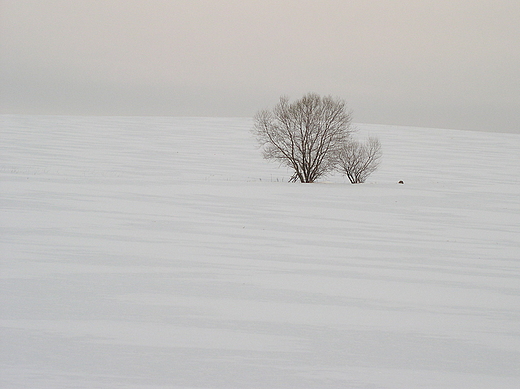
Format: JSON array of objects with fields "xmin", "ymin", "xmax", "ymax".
[{"xmin": 1, "ymin": 115, "xmax": 519, "ymax": 388}]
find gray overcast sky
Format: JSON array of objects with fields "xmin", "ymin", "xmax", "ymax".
[{"xmin": 1, "ymin": 0, "xmax": 519, "ymax": 132}]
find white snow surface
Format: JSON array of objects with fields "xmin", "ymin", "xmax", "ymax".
[{"xmin": 1, "ymin": 115, "xmax": 519, "ymax": 388}]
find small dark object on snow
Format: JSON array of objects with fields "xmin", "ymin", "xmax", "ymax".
[{"xmin": 398, "ymin": 180, "xmax": 404, "ymax": 184}]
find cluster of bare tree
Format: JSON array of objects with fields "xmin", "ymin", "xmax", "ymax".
[
  {"xmin": 336, "ymin": 137, "xmax": 382, "ymax": 184},
  {"xmin": 253, "ymin": 93, "xmax": 382, "ymax": 183}
]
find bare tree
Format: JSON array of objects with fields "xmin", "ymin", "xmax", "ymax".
[
  {"xmin": 253, "ymin": 93, "xmax": 353, "ymax": 183},
  {"xmin": 337, "ymin": 137, "xmax": 382, "ymax": 183}
]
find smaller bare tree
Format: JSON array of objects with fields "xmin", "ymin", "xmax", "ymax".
[{"xmin": 337, "ymin": 137, "xmax": 382, "ymax": 184}]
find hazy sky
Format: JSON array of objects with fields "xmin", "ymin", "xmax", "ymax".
[{"xmin": 1, "ymin": 0, "xmax": 519, "ymax": 132}]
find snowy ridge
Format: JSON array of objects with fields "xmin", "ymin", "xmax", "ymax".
[{"xmin": 1, "ymin": 115, "xmax": 520, "ymax": 388}]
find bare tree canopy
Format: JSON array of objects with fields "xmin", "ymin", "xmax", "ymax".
[
  {"xmin": 337, "ymin": 137, "xmax": 382, "ymax": 184},
  {"xmin": 253, "ymin": 93, "xmax": 353, "ymax": 183}
]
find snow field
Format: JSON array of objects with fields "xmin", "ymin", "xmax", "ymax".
[{"xmin": 1, "ymin": 115, "xmax": 519, "ymax": 388}]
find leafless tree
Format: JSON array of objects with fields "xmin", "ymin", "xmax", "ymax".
[
  {"xmin": 337, "ymin": 137, "xmax": 382, "ymax": 183},
  {"xmin": 253, "ymin": 93, "xmax": 353, "ymax": 183}
]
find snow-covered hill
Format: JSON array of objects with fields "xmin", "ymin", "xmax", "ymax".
[{"xmin": 1, "ymin": 115, "xmax": 519, "ymax": 388}]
